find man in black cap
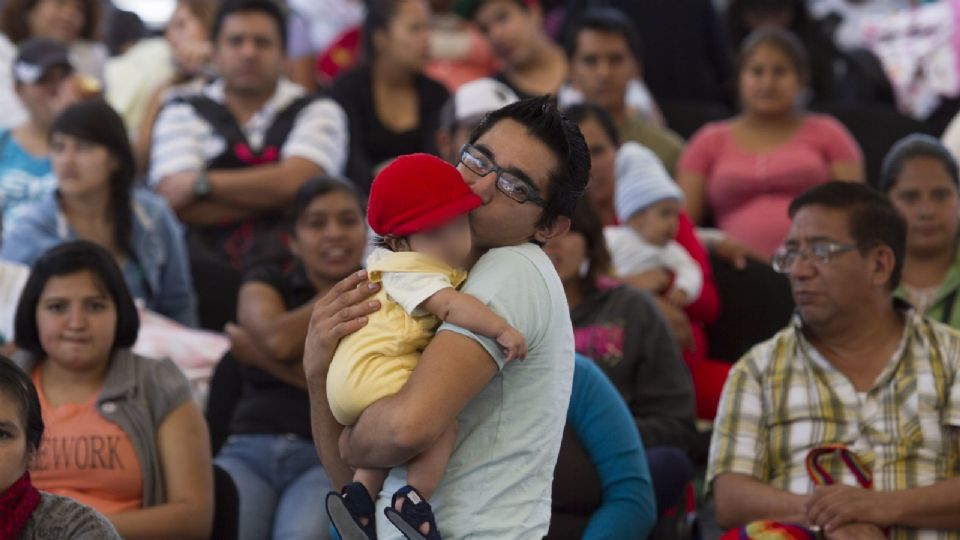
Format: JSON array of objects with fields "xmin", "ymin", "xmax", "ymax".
[{"xmin": 0, "ymin": 38, "xmax": 80, "ymax": 226}]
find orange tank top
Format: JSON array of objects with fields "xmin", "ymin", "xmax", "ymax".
[{"xmin": 30, "ymin": 368, "xmax": 143, "ymax": 514}]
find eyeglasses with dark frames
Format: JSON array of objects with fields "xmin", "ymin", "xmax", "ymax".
[{"xmin": 458, "ymin": 143, "xmax": 547, "ymax": 207}]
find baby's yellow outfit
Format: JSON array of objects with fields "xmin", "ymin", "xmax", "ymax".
[{"xmin": 327, "ymin": 247, "xmax": 467, "ymax": 425}]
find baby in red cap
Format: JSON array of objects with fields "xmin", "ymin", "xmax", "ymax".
[{"xmin": 325, "ymin": 153, "xmax": 526, "ymax": 540}]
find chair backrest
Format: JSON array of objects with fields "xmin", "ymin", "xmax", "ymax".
[
  {"xmin": 212, "ymin": 464, "xmax": 239, "ymax": 540},
  {"xmin": 706, "ymin": 254, "xmax": 794, "ymax": 362}
]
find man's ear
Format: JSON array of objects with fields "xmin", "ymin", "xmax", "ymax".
[
  {"xmin": 871, "ymin": 245, "xmax": 897, "ymax": 288},
  {"xmin": 534, "ymin": 215, "xmax": 571, "ymax": 244}
]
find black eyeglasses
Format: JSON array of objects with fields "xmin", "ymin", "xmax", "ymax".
[
  {"xmin": 459, "ymin": 143, "xmax": 547, "ymax": 207},
  {"xmin": 771, "ymin": 242, "xmax": 859, "ymax": 274}
]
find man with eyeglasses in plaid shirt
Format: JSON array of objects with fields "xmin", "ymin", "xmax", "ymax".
[{"xmin": 708, "ymin": 181, "xmax": 960, "ymax": 540}]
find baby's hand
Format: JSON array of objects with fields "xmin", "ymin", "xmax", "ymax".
[
  {"xmin": 497, "ymin": 326, "xmax": 527, "ymax": 363},
  {"xmin": 666, "ymin": 287, "xmax": 688, "ymax": 307}
]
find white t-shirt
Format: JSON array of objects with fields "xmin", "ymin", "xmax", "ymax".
[
  {"xmin": 605, "ymin": 225, "xmax": 704, "ymax": 302},
  {"xmin": 376, "ymin": 243, "xmax": 575, "ymax": 539},
  {"xmin": 148, "ymin": 78, "xmax": 348, "ymax": 184}
]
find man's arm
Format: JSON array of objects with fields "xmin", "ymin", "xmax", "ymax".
[
  {"xmin": 339, "ymin": 330, "xmax": 498, "ymax": 468},
  {"xmin": 206, "ymin": 156, "xmax": 323, "ymax": 209},
  {"xmin": 176, "ymin": 198, "xmax": 257, "ymax": 226},
  {"xmin": 714, "ymin": 473, "xmax": 811, "ymax": 529},
  {"xmin": 303, "ymin": 270, "xmax": 382, "ymax": 490}
]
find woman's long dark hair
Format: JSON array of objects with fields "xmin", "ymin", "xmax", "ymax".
[
  {"xmin": 51, "ymin": 99, "xmax": 137, "ymax": 263},
  {"xmin": 569, "ymin": 199, "xmax": 612, "ymax": 295}
]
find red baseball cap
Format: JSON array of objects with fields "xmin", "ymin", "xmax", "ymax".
[{"xmin": 368, "ymin": 153, "xmax": 482, "ymax": 237}]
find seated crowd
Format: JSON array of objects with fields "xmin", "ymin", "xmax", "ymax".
[{"xmin": 0, "ymin": 1, "xmax": 959, "ymax": 540}]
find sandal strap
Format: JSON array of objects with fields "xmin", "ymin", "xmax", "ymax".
[
  {"xmin": 342, "ymin": 482, "xmax": 377, "ymax": 523},
  {"xmin": 391, "ymin": 485, "xmax": 440, "ymax": 539}
]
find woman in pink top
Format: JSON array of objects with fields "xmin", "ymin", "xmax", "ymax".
[{"xmin": 677, "ymin": 27, "xmax": 863, "ymax": 259}]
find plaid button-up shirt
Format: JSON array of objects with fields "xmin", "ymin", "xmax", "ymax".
[{"xmin": 708, "ymin": 308, "xmax": 960, "ymax": 540}]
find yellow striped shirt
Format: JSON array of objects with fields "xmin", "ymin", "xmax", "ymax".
[{"xmin": 707, "ymin": 309, "xmax": 960, "ymax": 540}]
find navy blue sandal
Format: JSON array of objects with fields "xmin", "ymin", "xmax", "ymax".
[
  {"xmin": 383, "ymin": 485, "xmax": 441, "ymax": 540},
  {"xmin": 326, "ymin": 482, "xmax": 378, "ymax": 540}
]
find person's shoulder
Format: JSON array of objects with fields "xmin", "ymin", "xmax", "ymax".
[
  {"xmin": 242, "ymin": 262, "xmax": 286, "ymax": 288},
  {"xmin": 598, "ymin": 282, "xmax": 659, "ymax": 313},
  {"xmin": 29, "ymin": 492, "xmax": 120, "ymax": 539},
  {"xmin": 122, "ymin": 350, "xmax": 191, "ymax": 401},
  {"xmin": 802, "ymin": 113, "xmax": 851, "ymax": 135},
  {"xmin": 915, "ymin": 314, "xmax": 960, "ymax": 362},
  {"xmin": 4, "ymin": 191, "xmax": 56, "ymax": 227},
  {"xmin": 473, "ymin": 244, "xmax": 549, "ymax": 275},
  {"xmin": 329, "ymin": 65, "xmax": 371, "ymax": 99},
  {"xmin": 131, "ymin": 188, "xmax": 171, "ymax": 213},
  {"xmin": 418, "ymin": 73, "xmax": 450, "ymax": 100},
  {"xmin": 733, "ymin": 323, "xmax": 801, "ymax": 379}
]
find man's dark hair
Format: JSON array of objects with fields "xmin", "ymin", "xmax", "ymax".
[
  {"xmin": 788, "ymin": 182, "xmax": 906, "ymax": 289},
  {"xmin": 879, "ymin": 133, "xmax": 960, "ymax": 194},
  {"xmin": 470, "ymin": 95, "xmax": 590, "ymax": 228},
  {"xmin": 738, "ymin": 26, "xmax": 811, "ymax": 85},
  {"xmin": 563, "ymin": 103, "xmax": 621, "ymax": 147},
  {"xmin": 564, "ymin": 7, "xmax": 643, "ymax": 62},
  {"xmin": 15, "ymin": 241, "xmax": 140, "ymax": 357},
  {"xmin": 455, "ymin": 0, "xmax": 529, "ymax": 21},
  {"xmin": 212, "ymin": 0, "xmax": 288, "ymax": 49},
  {"xmin": 0, "ymin": 355, "xmax": 43, "ymax": 455},
  {"xmin": 288, "ymin": 177, "xmax": 366, "ymax": 235}
]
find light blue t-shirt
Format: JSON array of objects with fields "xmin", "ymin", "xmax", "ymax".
[
  {"xmin": 376, "ymin": 243, "xmax": 575, "ymax": 539},
  {"xmin": 0, "ymin": 129, "xmax": 54, "ymax": 229}
]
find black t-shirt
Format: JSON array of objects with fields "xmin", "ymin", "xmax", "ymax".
[
  {"xmin": 329, "ymin": 64, "xmax": 450, "ymax": 193},
  {"xmin": 229, "ymin": 263, "xmax": 315, "ymax": 440},
  {"xmin": 492, "ymin": 71, "xmax": 536, "ymax": 101}
]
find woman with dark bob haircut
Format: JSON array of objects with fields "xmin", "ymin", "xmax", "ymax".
[
  {"xmin": 1, "ymin": 98, "xmax": 198, "ymax": 327},
  {"xmin": 10, "ymin": 240, "xmax": 213, "ymax": 539},
  {"xmin": 0, "ymin": 355, "xmax": 120, "ymax": 539}
]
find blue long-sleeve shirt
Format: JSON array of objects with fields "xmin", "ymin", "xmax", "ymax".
[
  {"xmin": 0, "ymin": 188, "xmax": 197, "ymax": 326},
  {"xmin": 567, "ymin": 354, "xmax": 657, "ymax": 539}
]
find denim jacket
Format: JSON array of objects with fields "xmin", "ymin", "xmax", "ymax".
[{"xmin": 0, "ymin": 188, "xmax": 197, "ymax": 326}]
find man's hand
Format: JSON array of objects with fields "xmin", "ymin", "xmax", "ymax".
[
  {"xmin": 157, "ymin": 171, "xmax": 199, "ymax": 211},
  {"xmin": 805, "ymin": 485, "xmax": 896, "ymax": 532},
  {"xmin": 823, "ymin": 523, "xmax": 888, "ymax": 540},
  {"xmin": 302, "ymin": 270, "xmax": 381, "ymax": 382}
]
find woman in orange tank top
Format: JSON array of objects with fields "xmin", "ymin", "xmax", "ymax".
[{"xmin": 12, "ymin": 241, "xmax": 213, "ymax": 539}]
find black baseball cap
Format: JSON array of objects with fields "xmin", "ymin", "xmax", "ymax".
[{"xmin": 13, "ymin": 38, "xmax": 73, "ymax": 84}]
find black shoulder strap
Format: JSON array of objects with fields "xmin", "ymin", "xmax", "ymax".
[
  {"xmin": 173, "ymin": 94, "xmax": 249, "ymax": 147},
  {"xmin": 262, "ymin": 95, "xmax": 317, "ymax": 149}
]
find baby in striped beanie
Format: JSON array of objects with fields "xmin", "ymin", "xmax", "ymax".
[{"xmin": 604, "ymin": 142, "xmax": 703, "ymax": 306}]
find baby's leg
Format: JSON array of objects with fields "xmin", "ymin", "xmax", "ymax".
[
  {"xmin": 355, "ymin": 467, "xmax": 390, "ymax": 500},
  {"xmin": 405, "ymin": 421, "xmax": 458, "ymax": 501}
]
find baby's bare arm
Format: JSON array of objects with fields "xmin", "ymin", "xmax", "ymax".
[
  {"xmin": 422, "ymin": 288, "xmax": 528, "ymax": 361},
  {"xmin": 421, "ymin": 288, "xmax": 510, "ymax": 338}
]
